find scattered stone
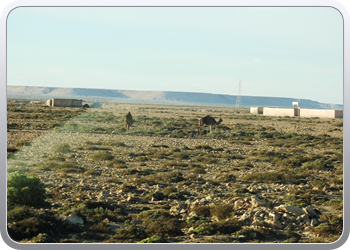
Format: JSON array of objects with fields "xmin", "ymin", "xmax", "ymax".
[
  {"xmin": 251, "ymin": 196, "xmax": 267, "ymax": 207},
  {"xmin": 190, "ymin": 234, "xmax": 199, "ymax": 239},
  {"xmin": 250, "ymin": 232, "xmax": 257, "ymax": 238},
  {"xmin": 234, "ymin": 199, "xmax": 244, "ymax": 207},
  {"xmin": 269, "ymin": 212, "xmax": 279, "ymax": 221},
  {"xmin": 275, "ymin": 205, "xmax": 307, "ymax": 216},
  {"xmin": 7, "ymin": 105, "xmax": 341, "ymax": 243},
  {"xmin": 127, "ymin": 196, "xmax": 140, "ymax": 203},
  {"xmin": 66, "ymin": 215, "xmax": 84, "ymax": 225},
  {"xmin": 187, "ymin": 227, "xmax": 195, "ymax": 234},
  {"xmin": 188, "ymin": 211, "xmax": 197, "ymax": 217},
  {"xmin": 311, "ymin": 218, "xmax": 319, "ymax": 227},
  {"xmin": 170, "ymin": 206, "xmax": 180, "ymax": 215},
  {"xmin": 303, "ymin": 205, "xmax": 317, "ymax": 218},
  {"xmin": 300, "ymin": 214, "xmax": 309, "ymax": 220},
  {"xmin": 98, "ymin": 190, "xmax": 110, "ymax": 197},
  {"xmin": 266, "ymin": 219, "xmax": 283, "ymax": 229}
]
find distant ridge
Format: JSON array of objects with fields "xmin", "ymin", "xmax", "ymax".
[{"xmin": 7, "ymin": 86, "xmax": 343, "ymax": 110}]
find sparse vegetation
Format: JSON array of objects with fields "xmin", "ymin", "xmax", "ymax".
[
  {"xmin": 7, "ymin": 171, "xmax": 46, "ymax": 206},
  {"xmin": 53, "ymin": 143, "xmax": 71, "ymax": 153},
  {"xmin": 7, "ymin": 100, "xmax": 343, "ymax": 243},
  {"xmin": 90, "ymin": 151, "xmax": 114, "ymax": 161}
]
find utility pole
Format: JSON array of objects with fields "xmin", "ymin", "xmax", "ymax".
[{"xmin": 235, "ymin": 79, "xmax": 242, "ymax": 108}]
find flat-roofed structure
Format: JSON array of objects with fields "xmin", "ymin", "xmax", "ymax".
[
  {"xmin": 250, "ymin": 107, "xmax": 263, "ymax": 114},
  {"xmin": 300, "ymin": 109, "xmax": 343, "ymax": 118},
  {"xmin": 262, "ymin": 107, "xmax": 295, "ymax": 117},
  {"xmin": 46, "ymin": 98, "xmax": 82, "ymax": 107},
  {"xmin": 251, "ymin": 102, "xmax": 343, "ymax": 118}
]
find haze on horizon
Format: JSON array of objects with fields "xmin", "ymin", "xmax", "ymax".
[{"xmin": 7, "ymin": 7, "xmax": 343, "ymax": 105}]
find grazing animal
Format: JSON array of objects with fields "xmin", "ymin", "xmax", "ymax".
[
  {"xmin": 197, "ymin": 115, "xmax": 223, "ymax": 134},
  {"xmin": 124, "ymin": 112, "xmax": 132, "ymax": 130}
]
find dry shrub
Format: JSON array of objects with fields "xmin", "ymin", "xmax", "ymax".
[
  {"xmin": 241, "ymin": 171, "xmax": 297, "ymax": 183},
  {"xmin": 52, "ymin": 143, "xmax": 71, "ymax": 153},
  {"xmin": 88, "ymin": 222, "xmax": 110, "ymax": 233},
  {"xmin": 8, "ymin": 217, "xmax": 51, "ymax": 241},
  {"xmin": 115, "ymin": 225, "xmax": 148, "ymax": 240},
  {"xmin": 105, "ymin": 177, "xmax": 122, "ymax": 184},
  {"xmin": 90, "ymin": 151, "xmax": 114, "ymax": 161},
  {"xmin": 15, "ymin": 140, "xmax": 31, "ymax": 147},
  {"xmin": 191, "ymin": 167, "xmax": 206, "ymax": 174},
  {"xmin": 191, "ymin": 219, "xmax": 242, "ymax": 235},
  {"xmin": 7, "ymin": 205, "xmax": 32, "ymax": 223},
  {"xmin": 144, "ymin": 191, "xmax": 165, "ymax": 200},
  {"xmin": 84, "ymin": 169, "xmax": 100, "ymax": 176},
  {"xmin": 138, "ymin": 234, "xmax": 168, "ymax": 243},
  {"xmin": 147, "ymin": 217, "xmax": 183, "ymax": 236},
  {"xmin": 102, "ymin": 141, "xmax": 126, "ymax": 147},
  {"xmin": 106, "ymin": 158, "xmax": 125, "ymax": 166},
  {"xmin": 193, "ymin": 145, "xmax": 213, "ymax": 150},
  {"xmin": 161, "ymin": 186, "xmax": 178, "ymax": 196},
  {"xmin": 312, "ymin": 214, "xmax": 343, "ymax": 238},
  {"xmin": 46, "ymin": 155, "xmax": 66, "ymax": 162},
  {"xmin": 210, "ymin": 204, "xmax": 234, "ymax": 220},
  {"xmin": 190, "ymin": 205, "xmax": 211, "ymax": 217},
  {"xmin": 216, "ymin": 174, "xmax": 236, "ymax": 183},
  {"xmin": 56, "ymin": 161, "xmax": 85, "ymax": 173}
]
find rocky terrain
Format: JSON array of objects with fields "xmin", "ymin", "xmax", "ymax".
[{"xmin": 7, "ymin": 100, "xmax": 343, "ymax": 244}]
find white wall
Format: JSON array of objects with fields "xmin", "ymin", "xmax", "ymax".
[
  {"xmin": 262, "ymin": 107, "xmax": 343, "ymax": 118},
  {"xmin": 263, "ymin": 108, "xmax": 295, "ymax": 117}
]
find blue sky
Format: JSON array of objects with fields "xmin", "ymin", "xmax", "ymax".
[{"xmin": 7, "ymin": 7, "xmax": 343, "ymax": 104}]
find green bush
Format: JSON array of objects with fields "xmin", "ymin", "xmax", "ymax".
[
  {"xmin": 7, "ymin": 171, "xmax": 46, "ymax": 206},
  {"xmin": 138, "ymin": 234, "xmax": 168, "ymax": 243},
  {"xmin": 185, "ymin": 216, "xmax": 211, "ymax": 228}
]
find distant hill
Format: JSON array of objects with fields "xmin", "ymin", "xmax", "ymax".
[{"xmin": 7, "ymin": 85, "xmax": 343, "ymax": 109}]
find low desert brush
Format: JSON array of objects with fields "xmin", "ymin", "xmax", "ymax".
[
  {"xmin": 90, "ymin": 151, "xmax": 114, "ymax": 161},
  {"xmin": 138, "ymin": 234, "xmax": 168, "ymax": 243},
  {"xmin": 7, "ymin": 171, "xmax": 46, "ymax": 206},
  {"xmin": 52, "ymin": 143, "xmax": 71, "ymax": 153},
  {"xmin": 210, "ymin": 203, "xmax": 234, "ymax": 220}
]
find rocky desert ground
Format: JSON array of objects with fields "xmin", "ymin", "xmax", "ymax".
[{"xmin": 6, "ymin": 99, "xmax": 343, "ymax": 244}]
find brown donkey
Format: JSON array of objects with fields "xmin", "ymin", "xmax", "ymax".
[
  {"xmin": 124, "ymin": 112, "xmax": 132, "ymax": 130},
  {"xmin": 197, "ymin": 115, "xmax": 223, "ymax": 134}
]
